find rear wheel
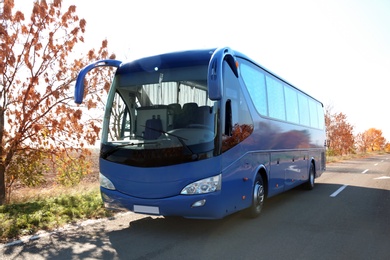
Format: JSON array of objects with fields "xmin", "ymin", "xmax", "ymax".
[
  {"xmin": 304, "ymin": 163, "xmax": 315, "ymax": 190},
  {"xmin": 245, "ymin": 175, "xmax": 265, "ymax": 218}
]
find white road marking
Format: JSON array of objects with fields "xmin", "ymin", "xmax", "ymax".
[
  {"xmin": 330, "ymin": 185, "xmax": 348, "ymax": 197},
  {"xmin": 374, "ymin": 176, "xmax": 390, "ymax": 180},
  {"xmin": 374, "ymin": 163, "xmax": 378, "ymax": 166},
  {"xmin": 362, "ymin": 169, "xmax": 369, "ymax": 174}
]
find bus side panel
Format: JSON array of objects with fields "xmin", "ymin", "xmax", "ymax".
[
  {"xmin": 220, "ymin": 144, "xmax": 272, "ymax": 213},
  {"xmin": 309, "ymin": 148, "xmax": 325, "ymax": 178},
  {"xmin": 268, "ymin": 152, "xmax": 286, "ymax": 197}
]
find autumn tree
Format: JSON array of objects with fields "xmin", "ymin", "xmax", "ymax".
[
  {"xmin": 325, "ymin": 107, "xmax": 354, "ymax": 156},
  {"xmin": 0, "ymin": 0, "xmax": 115, "ymax": 204},
  {"xmin": 356, "ymin": 128, "xmax": 386, "ymax": 152},
  {"xmin": 385, "ymin": 143, "xmax": 390, "ymax": 153}
]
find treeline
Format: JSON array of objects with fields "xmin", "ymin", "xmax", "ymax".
[{"xmin": 325, "ymin": 106, "xmax": 389, "ymax": 156}]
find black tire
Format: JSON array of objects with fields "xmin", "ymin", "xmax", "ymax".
[
  {"xmin": 304, "ymin": 163, "xmax": 315, "ymax": 190},
  {"xmin": 245, "ymin": 174, "xmax": 265, "ymax": 218}
]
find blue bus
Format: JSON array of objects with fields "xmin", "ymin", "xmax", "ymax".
[{"xmin": 75, "ymin": 47, "xmax": 326, "ymax": 219}]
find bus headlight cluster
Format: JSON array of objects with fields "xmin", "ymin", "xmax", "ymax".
[
  {"xmin": 181, "ymin": 174, "xmax": 221, "ymax": 195},
  {"xmin": 100, "ymin": 173, "xmax": 116, "ymax": 190}
]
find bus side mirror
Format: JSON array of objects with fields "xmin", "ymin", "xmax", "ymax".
[
  {"xmin": 74, "ymin": 59, "xmax": 122, "ymax": 104},
  {"xmin": 208, "ymin": 47, "xmax": 239, "ymax": 101}
]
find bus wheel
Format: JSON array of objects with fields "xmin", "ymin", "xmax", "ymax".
[
  {"xmin": 304, "ymin": 163, "xmax": 315, "ymax": 190},
  {"xmin": 245, "ymin": 175, "xmax": 265, "ymax": 218}
]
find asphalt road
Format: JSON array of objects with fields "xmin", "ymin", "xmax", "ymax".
[{"xmin": 1, "ymin": 154, "xmax": 390, "ymax": 260}]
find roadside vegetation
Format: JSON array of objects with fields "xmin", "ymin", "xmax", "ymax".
[{"xmin": 0, "ymin": 185, "xmax": 112, "ymax": 243}]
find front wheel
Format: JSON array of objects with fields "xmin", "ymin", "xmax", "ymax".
[{"xmin": 244, "ymin": 175, "xmax": 265, "ymax": 218}]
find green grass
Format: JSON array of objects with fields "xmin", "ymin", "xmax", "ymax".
[{"xmin": 0, "ymin": 188, "xmax": 113, "ymax": 243}]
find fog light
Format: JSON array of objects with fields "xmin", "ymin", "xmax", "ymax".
[{"xmin": 191, "ymin": 199, "xmax": 206, "ymax": 208}]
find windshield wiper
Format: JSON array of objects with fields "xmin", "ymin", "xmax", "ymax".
[
  {"xmin": 101, "ymin": 141, "xmax": 156, "ymax": 159},
  {"xmin": 141, "ymin": 125, "xmax": 196, "ymax": 157}
]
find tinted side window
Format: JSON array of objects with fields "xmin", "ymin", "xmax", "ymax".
[
  {"xmin": 284, "ymin": 85, "xmax": 299, "ymax": 124},
  {"xmin": 308, "ymin": 99, "xmax": 319, "ymax": 128},
  {"xmin": 298, "ymin": 93, "xmax": 310, "ymax": 126},
  {"xmin": 240, "ymin": 62, "xmax": 268, "ymax": 116},
  {"xmin": 266, "ymin": 76, "xmax": 286, "ymax": 121},
  {"xmin": 317, "ymin": 103, "xmax": 325, "ymax": 129},
  {"xmin": 239, "ymin": 58, "xmax": 323, "ymax": 129}
]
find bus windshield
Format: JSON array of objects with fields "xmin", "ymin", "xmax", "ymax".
[{"xmin": 101, "ymin": 63, "xmax": 218, "ymax": 167}]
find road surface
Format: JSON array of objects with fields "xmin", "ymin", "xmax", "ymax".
[{"xmin": 1, "ymin": 154, "xmax": 390, "ymax": 259}]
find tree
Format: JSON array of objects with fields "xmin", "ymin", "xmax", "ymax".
[
  {"xmin": 356, "ymin": 128, "xmax": 386, "ymax": 152},
  {"xmin": 385, "ymin": 142, "xmax": 390, "ymax": 153},
  {"xmin": 325, "ymin": 106, "xmax": 354, "ymax": 156},
  {"xmin": 0, "ymin": 0, "xmax": 115, "ymax": 204}
]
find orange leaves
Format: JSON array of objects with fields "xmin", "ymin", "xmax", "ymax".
[
  {"xmin": 33, "ymin": 123, "xmax": 42, "ymax": 133},
  {"xmin": 325, "ymin": 110, "xmax": 354, "ymax": 156},
  {"xmin": 13, "ymin": 11, "xmax": 25, "ymax": 22},
  {"xmin": 32, "ymin": 0, "xmax": 49, "ymax": 21},
  {"xmin": 74, "ymin": 109, "xmax": 82, "ymax": 120},
  {"xmin": 53, "ymin": 0, "xmax": 62, "ymax": 8},
  {"xmin": 325, "ymin": 106, "xmax": 388, "ymax": 155},
  {"xmin": 86, "ymin": 99, "xmax": 96, "ymax": 110},
  {"xmin": 101, "ymin": 39, "xmax": 108, "ymax": 49},
  {"xmin": 79, "ymin": 18, "xmax": 86, "ymax": 32},
  {"xmin": 2, "ymin": 0, "xmax": 15, "ymax": 20},
  {"xmin": 88, "ymin": 49, "xmax": 94, "ymax": 60},
  {"xmin": 356, "ymin": 128, "xmax": 386, "ymax": 152}
]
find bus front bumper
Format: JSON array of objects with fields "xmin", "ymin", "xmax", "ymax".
[{"xmin": 100, "ymin": 188, "xmax": 228, "ymax": 219}]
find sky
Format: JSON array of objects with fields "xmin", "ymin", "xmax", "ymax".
[{"xmin": 15, "ymin": 0, "xmax": 390, "ymax": 140}]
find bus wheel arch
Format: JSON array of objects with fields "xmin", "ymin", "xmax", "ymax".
[{"xmin": 244, "ymin": 167, "xmax": 267, "ymax": 218}]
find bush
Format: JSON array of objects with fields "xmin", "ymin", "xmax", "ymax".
[
  {"xmin": 0, "ymin": 190, "xmax": 112, "ymax": 242},
  {"xmin": 56, "ymin": 154, "xmax": 91, "ymax": 187}
]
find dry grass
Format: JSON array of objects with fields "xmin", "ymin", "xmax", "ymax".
[
  {"xmin": 9, "ymin": 148, "xmax": 100, "ymax": 204},
  {"xmin": 10, "ymin": 181, "xmax": 100, "ymax": 204},
  {"xmin": 326, "ymin": 151, "xmax": 387, "ymax": 164}
]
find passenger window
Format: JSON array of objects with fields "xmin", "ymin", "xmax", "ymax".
[
  {"xmin": 298, "ymin": 93, "xmax": 310, "ymax": 126},
  {"xmin": 284, "ymin": 85, "xmax": 299, "ymax": 124},
  {"xmin": 240, "ymin": 62, "xmax": 268, "ymax": 116},
  {"xmin": 317, "ymin": 103, "xmax": 325, "ymax": 129},
  {"xmin": 308, "ymin": 99, "xmax": 319, "ymax": 128},
  {"xmin": 266, "ymin": 76, "xmax": 286, "ymax": 121}
]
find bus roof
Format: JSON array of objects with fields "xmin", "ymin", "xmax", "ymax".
[
  {"xmin": 116, "ymin": 48, "xmax": 323, "ymax": 106},
  {"xmin": 117, "ymin": 49, "xmax": 217, "ymax": 75}
]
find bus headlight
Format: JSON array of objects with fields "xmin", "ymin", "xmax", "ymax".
[
  {"xmin": 100, "ymin": 173, "xmax": 116, "ymax": 190},
  {"xmin": 181, "ymin": 174, "xmax": 221, "ymax": 195}
]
